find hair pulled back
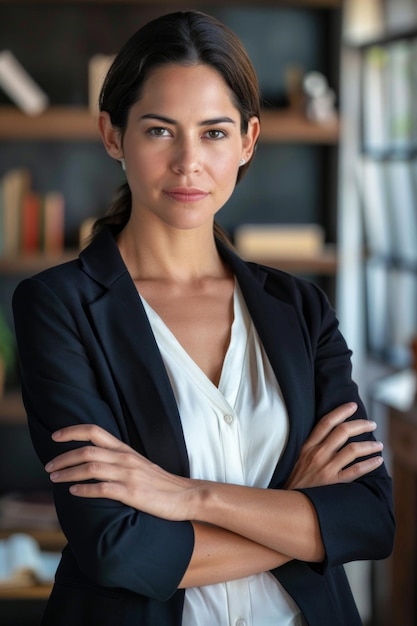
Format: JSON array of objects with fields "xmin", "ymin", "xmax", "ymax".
[{"xmin": 94, "ymin": 10, "xmax": 260, "ymax": 239}]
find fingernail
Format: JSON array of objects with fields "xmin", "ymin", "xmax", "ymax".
[
  {"xmin": 52, "ymin": 430, "xmax": 62, "ymax": 440},
  {"xmin": 45, "ymin": 462, "xmax": 53, "ymax": 471},
  {"xmin": 50, "ymin": 471, "xmax": 60, "ymax": 481}
]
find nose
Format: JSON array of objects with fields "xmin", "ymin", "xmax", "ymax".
[{"xmin": 170, "ymin": 137, "xmax": 202, "ymax": 175}]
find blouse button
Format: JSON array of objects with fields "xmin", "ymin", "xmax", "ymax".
[
  {"xmin": 224, "ymin": 414, "xmax": 234, "ymax": 424},
  {"xmin": 236, "ymin": 620, "xmax": 247, "ymax": 626}
]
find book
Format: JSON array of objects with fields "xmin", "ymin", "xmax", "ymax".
[
  {"xmin": 385, "ymin": 159, "xmax": 417, "ymax": 262},
  {"xmin": 0, "ymin": 533, "xmax": 60, "ymax": 587},
  {"xmin": 0, "ymin": 50, "xmax": 49, "ymax": 116},
  {"xmin": 21, "ymin": 190, "xmax": 41, "ymax": 253},
  {"xmin": 88, "ymin": 54, "xmax": 115, "ymax": 115},
  {"xmin": 234, "ymin": 223, "xmax": 324, "ymax": 259},
  {"xmin": 42, "ymin": 191, "xmax": 65, "ymax": 254},
  {"xmin": 359, "ymin": 157, "xmax": 392, "ymax": 256},
  {"xmin": 384, "ymin": 159, "xmax": 417, "ymax": 365},
  {"xmin": 360, "ymin": 156, "xmax": 417, "ymax": 365},
  {"xmin": 357, "ymin": 157, "xmax": 392, "ymax": 358},
  {"xmin": 1, "ymin": 168, "xmax": 31, "ymax": 256},
  {"xmin": 362, "ymin": 46, "xmax": 390, "ymax": 154},
  {"xmin": 386, "ymin": 41, "xmax": 417, "ymax": 152}
]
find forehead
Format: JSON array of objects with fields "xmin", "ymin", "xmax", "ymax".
[{"xmin": 137, "ymin": 63, "xmax": 238, "ymax": 111}]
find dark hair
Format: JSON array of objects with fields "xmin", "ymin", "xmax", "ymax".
[{"xmin": 93, "ymin": 10, "xmax": 260, "ymax": 240}]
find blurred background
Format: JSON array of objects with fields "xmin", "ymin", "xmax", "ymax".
[{"xmin": 0, "ymin": 0, "xmax": 416, "ymax": 624}]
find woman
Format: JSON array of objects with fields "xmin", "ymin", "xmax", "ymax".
[{"xmin": 13, "ymin": 11, "xmax": 394, "ymax": 626}]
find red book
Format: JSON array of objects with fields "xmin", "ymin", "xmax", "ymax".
[{"xmin": 21, "ymin": 190, "xmax": 41, "ymax": 253}]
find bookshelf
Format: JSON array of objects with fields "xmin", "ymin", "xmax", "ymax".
[
  {"xmin": 0, "ymin": 0, "xmax": 342, "ymax": 612},
  {"xmin": 0, "ymin": 250, "xmax": 78, "ymax": 275},
  {"xmin": 350, "ymin": 23, "xmax": 417, "ymax": 367},
  {"xmin": 338, "ymin": 8, "xmax": 417, "ymax": 621}
]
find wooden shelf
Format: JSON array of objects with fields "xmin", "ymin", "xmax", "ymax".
[
  {"xmin": 0, "ymin": 583, "xmax": 52, "ymax": 599},
  {"xmin": 0, "ymin": 107, "xmax": 100, "ymax": 141},
  {"xmin": 0, "ymin": 250, "xmax": 78, "ymax": 274},
  {"xmin": 260, "ymin": 109, "xmax": 340, "ymax": 144},
  {"xmin": 0, "ymin": 106, "xmax": 340, "ymax": 144}
]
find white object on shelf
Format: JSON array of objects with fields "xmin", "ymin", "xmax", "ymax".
[
  {"xmin": 0, "ymin": 533, "xmax": 60, "ymax": 587},
  {"xmin": 0, "ymin": 50, "xmax": 49, "ymax": 116}
]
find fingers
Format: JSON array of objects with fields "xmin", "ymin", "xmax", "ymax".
[
  {"xmin": 312, "ymin": 418, "xmax": 378, "ymax": 460},
  {"xmin": 51, "ymin": 424, "xmax": 128, "ymax": 451},
  {"xmin": 46, "ymin": 426, "xmax": 141, "ymax": 483},
  {"xmin": 328, "ymin": 439, "xmax": 384, "ymax": 476},
  {"xmin": 49, "ymin": 458, "xmax": 131, "ymax": 486},
  {"xmin": 46, "ymin": 444, "xmax": 135, "ymax": 474},
  {"xmin": 305, "ymin": 403, "xmax": 358, "ymax": 447},
  {"xmin": 338, "ymin": 454, "xmax": 384, "ymax": 483}
]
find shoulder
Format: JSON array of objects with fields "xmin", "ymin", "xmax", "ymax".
[
  {"xmin": 14, "ymin": 257, "xmax": 86, "ymax": 301},
  {"xmin": 14, "ymin": 226, "xmax": 125, "ymax": 304},
  {"xmin": 218, "ymin": 239, "xmax": 328, "ymax": 309},
  {"xmin": 246, "ymin": 259, "xmax": 331, "ymax": 314}
]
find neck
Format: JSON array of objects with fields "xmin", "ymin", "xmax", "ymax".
[{"xmin": 117, "ymin": 215, "xmax": 228, "ymax": 283}]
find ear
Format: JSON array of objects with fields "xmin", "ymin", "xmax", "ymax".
[
  {"xmin": 241, "ymin": 116, "xmax": 260, "ymax": 163},
  {"xmin": 98, "ymin": 111, "xmax": 123, "ymax": 161}
]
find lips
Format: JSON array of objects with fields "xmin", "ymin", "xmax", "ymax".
[{"xmin": 164, "ymin": 188, "xmax": 209, "ymax": 203}]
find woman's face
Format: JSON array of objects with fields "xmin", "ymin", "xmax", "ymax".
[{"xmin": 102, "ymin": 63, "xmax": 259, "ymax": 233}]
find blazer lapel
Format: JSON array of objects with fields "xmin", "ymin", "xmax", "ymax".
[{"xmin": 80, "ymin": 228, "xmax": 189, "ymax": 477}]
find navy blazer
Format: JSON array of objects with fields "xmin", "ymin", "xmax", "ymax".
[{"xmin": 12, "ymin": 226, "xmax": 394, "ymax": 626}]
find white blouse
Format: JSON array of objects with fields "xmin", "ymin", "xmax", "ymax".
[{"xmin": 139, "ymin": 285, "xmax": 306, "ymax": 626}]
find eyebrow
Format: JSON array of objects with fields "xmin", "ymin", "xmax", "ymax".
[{"xmin": 140, "ymin": 113, "xmax": 236, "ymax": 126}]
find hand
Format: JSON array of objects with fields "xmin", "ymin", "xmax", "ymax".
[
  {"xmin": 45, "ymin": 425, "xmax": 197, "ymax": 520},
  {"xmin": 285, "ymin": 402, "xmax": 384, "ymax": 490}
]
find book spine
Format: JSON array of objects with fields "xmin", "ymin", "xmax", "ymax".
[
  {"xmin": 21, "ymin": 190, "xmax": 41, "ymax": 253},
  {"xmin": 42, "ymin": 191, "xmax": 65, "ymax": 254},
  {"xmin": 1, "ymin": 169, "xmax": 31, "ymax": 256}
]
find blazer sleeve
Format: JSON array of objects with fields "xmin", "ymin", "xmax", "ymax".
[
  {"xmin": 294, "ymin": 279, "xmax": 395, "ymax": 572},
  {"xmin": 12, "ymin": 275, "xmax": 194, "ymax": 601}
]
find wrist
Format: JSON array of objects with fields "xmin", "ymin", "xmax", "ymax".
[{"xmin": 187, "ymin": 479, "xmax": 212, "ymax": 522}]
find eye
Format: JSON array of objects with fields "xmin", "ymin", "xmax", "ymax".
[
  {"xmin": 203, "ymin": 129, "xmax": 227, "ymax": 140},
  {"xmin": 147, "ymin": 127, "xmax": 171, "ymax": 137}
]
